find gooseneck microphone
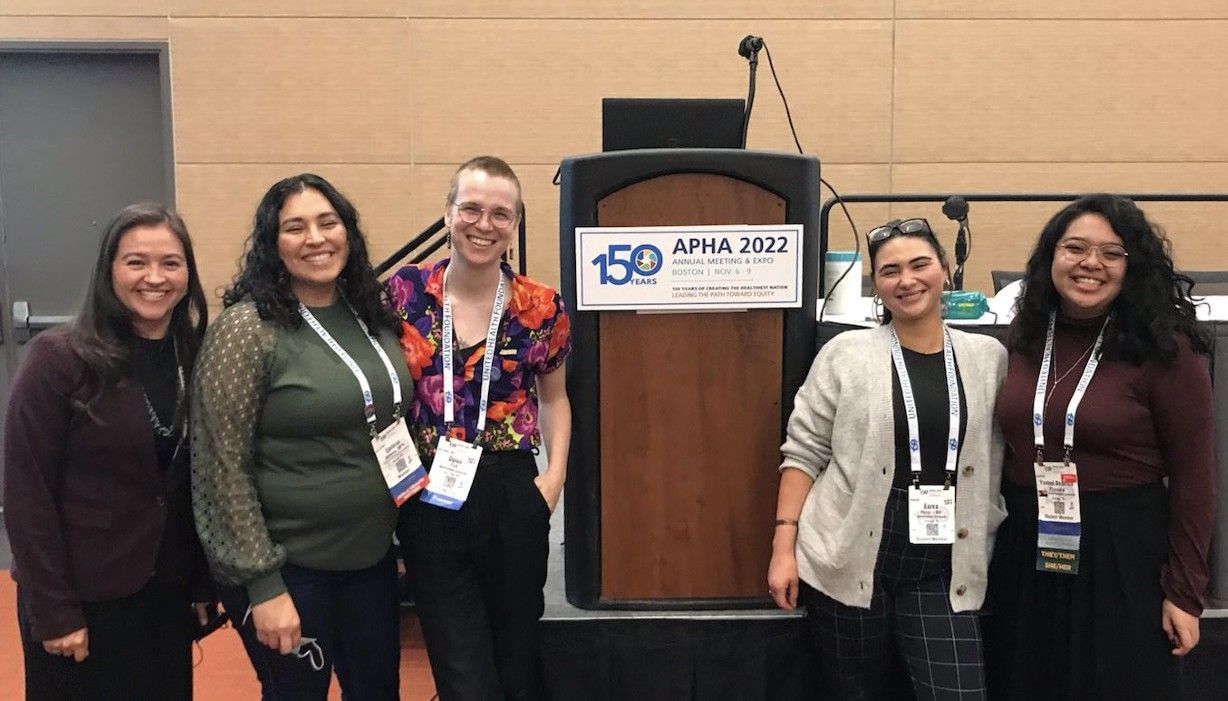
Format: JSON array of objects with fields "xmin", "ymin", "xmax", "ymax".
[
  {"xmin": 738, "ymin": 35, "xmax": 764, "ymax": 148},
  {"xmin": 738, "ymin": 35, "xmax": 764, "ymax": 58},
  {"xmin": 943, "ymin": 195, "xmax": 971, "ymax": 291}
]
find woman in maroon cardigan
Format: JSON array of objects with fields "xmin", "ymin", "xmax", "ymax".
[
  {"xmin": 4, "ymin": 203, "xmax": 213, "ymax": 699},
  {"xmin": 988, "ymin": 194, "xmax": 1215, "ymax": 700}
]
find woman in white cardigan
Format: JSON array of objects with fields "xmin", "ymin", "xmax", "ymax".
[{"xmin": 768, "ymin": 219, "xmax": 1007, "ymax": 700}]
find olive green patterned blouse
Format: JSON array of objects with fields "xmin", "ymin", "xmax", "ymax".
[{"xmin": 191, "ymin": 301, "xmax": 411, "ymax": 604}]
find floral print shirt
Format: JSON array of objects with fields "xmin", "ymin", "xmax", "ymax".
[{"xmin": 387, "ymin": 259, "xmax": 571, "ymax": 457}]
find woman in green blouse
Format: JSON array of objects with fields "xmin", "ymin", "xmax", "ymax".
[{"xmin": 191, "ymin": 174, "xmax": 411, "ymax": 700}]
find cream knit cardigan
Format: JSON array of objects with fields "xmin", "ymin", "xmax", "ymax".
[{"xmin": 780, "ymin": 325, "xmax": 1008, "ymax": 612}]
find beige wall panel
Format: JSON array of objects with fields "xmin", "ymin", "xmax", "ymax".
[
  {"xmin": 0, "ymin": 16, "xmax": 168, "ymax": 40},
  {"xmin": 893, "ymin": 20, "xmax": 1228, "ymax": 163},
  {"xmin": 407, "ymin": 0, "xmax": 890, "ymax": 19},
  {"xmin": 890, "ymin": 162, "xmax": 1228, "ymax": 293},
  {"xmin": 171, "ymin": 0, "xmax": 404, "ymax": 18},
  {"xmin": 176, "ymin": 163, "xmax": 415, "ymax": 305},
  {"xmin": 898, "ymin": 1, "xmax": 1228, "ymax": 19},
  {"xmin": 410, "ymin": 19, "xmax": 892, "ymax": 165},
  {"xmin": 819, "ymin": 163, "xmax": 893, "ymax": 261},
  {"xmin": 171, "ymin": 18, "xmax": 411, "ymax": 163},
  {"xmin": 0, "ymin": 0, "xmax": 164, "ymax": 15}
]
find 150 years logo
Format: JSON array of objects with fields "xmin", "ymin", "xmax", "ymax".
[{"xmin": 591, "ymin": 243, "xmax": 662, "ymax": 285}]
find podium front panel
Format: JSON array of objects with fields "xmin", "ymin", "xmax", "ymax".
[
  {"xmin": 559, "ymin": 149, "xmax": 821, "ymax": 609},
  {"xmin": 596, "ymin": 173, "xmax": 783, "ymax": 601}
]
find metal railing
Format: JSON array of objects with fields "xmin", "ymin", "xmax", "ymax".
[{"xmin": 818, "ymin": 192, "xmax": 1228, "ymax": 262}]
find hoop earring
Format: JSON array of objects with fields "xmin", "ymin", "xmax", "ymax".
[{"xmin": 871, "ymin": 294, "xmax": 884, "ymax": 324}]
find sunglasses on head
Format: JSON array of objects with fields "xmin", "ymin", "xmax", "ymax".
[{"xmin": 866, "ymin": 218, "xmax": 934, "ymax": 245}]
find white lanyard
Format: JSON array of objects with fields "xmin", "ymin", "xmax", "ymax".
[
  {"xmin": 1032, "ymin": 311, "xmax": 1108, "ymax": 464},
  {"xmin": 441, "ymin": 264, "xmax": 506, "ymax": 433},
  {"xmin": 299, "ymin": 301, "xmax": 403, "ymax": 437},
  {"xmin": 888, "ymin": 325, "xmax": 960, "ymax": 484}
]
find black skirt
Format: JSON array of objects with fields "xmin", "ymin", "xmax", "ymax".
[{"xmin": 986, "ymin": 481, "xmax": 1177, "ymax": 700}]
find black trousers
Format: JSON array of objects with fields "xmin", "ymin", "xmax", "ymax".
[
  {"xmin": 802, "ymin": 488, "xmax": 986, "ymax": 701},
  {"xmin": 17, "ymin": 579, "xmax": 193, "ymax": 701},
  {"xmin": 398, "ymin": 450, "xmax": 551, "ymax": 701},
  {"xmin": 217, "ymin": 548, "xmax": 401, "ymax": 701}
]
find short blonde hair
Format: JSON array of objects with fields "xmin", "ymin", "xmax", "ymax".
[{"xmin": 445, "ymin": 155, "xmax": 523, "ymax": 216}]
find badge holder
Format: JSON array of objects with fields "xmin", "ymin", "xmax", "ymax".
[
  {"xmin": 1034, "ymin": 448, "xmax": 1081, "ymax": 574},
  {"xmin": 372, "ymin": 417, "xmax": 427, "ymax": 506},
  {"xmin": 421, "ymin": 435, "xmax": 483, "ymax": 510},
  {"xmin": 908, "ymin": 480, "xmax": 956, "ymax": 545}
]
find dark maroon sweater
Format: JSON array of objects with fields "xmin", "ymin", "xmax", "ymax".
[{"xmin": 996, "ymin": 314, "xmax": 1216, "ymax": 615}]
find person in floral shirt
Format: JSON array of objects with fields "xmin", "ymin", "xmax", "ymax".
[
  {"xmin": 386, "ymin": 155, "xmax": 571, "ymax": 700},
  {"xmin": 389, "ymin": 259, "xmax": 569, "ymax": 456}
]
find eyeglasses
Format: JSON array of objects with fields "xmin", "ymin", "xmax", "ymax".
[
  {"xmin": 1056, "ymin": 239, "xmax": 1129, "ymax": 266},
  {"xmin": 453, "ymin": 202, "xmax": 517, "ymax": 230},
  {"xmin": 866, "ymin": 218, "xmax": 933, "ymax": 245}
]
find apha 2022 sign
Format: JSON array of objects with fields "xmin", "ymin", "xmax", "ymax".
[{"xmin": 574, "ymin": 224, "xmax": 803, "ymax": 311}]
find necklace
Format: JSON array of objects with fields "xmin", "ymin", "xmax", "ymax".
[
  {"xmin": 1043, "ymin": 340, "xmax": 1096, "ymax": 416},
  {"xmin": 141, "ymin": 340, "xmax": 185, "ymax": 440}
]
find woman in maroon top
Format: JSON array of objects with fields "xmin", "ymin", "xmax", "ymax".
[
  {"xmin": 4, "ymin": 204, "xmax": 213, "ymax": 699},
  {"xmin": 987, "ymin": 194, "xmax": 1215, "ymax": 700}
]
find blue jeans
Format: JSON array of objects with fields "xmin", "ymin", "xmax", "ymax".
[{"xmin": 218, "ymin": 548, "xmax": 400, "ymax": 701}]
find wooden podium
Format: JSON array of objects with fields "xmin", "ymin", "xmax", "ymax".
[{"xmin": 559, "ymin": 149, "xmax": 821, "ymax": 609}]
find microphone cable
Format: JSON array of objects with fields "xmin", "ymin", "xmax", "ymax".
[{"xmin": 758, "ymin": 39, "xmax": 863, "ymax": 323}]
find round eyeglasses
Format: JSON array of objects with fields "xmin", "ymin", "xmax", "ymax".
[
  {"xmin": 454, "ymin": 202, "xmax": 517, "ymax": 230},
  {"xmin": 1056, "ymin": 239, "xmax": 1129, "ymax": 266}
]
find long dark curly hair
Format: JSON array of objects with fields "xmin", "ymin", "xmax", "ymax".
[
  {"xmin": 1009, "ymin": 194, "xmax": 1209, "ymax": 364},
  {"xmin": 66, "ymin": 203, "xmax": 208, "ymax": 415},
  {"xmin": 223, "ymin": 173, "xmax": 399, "ymax": 335}
]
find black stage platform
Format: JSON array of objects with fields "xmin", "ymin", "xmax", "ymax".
[
  {"xmin": 0, "ymin": 489, "xmax": 1223, "ymax": 698},
  {"xmin": 538, "ymin": 493, "xmax": 1228, "ymax": 700}
]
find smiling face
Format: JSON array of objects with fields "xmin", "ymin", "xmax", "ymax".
[
  {"xmin": 445, "ymin": 168, "xmax": 520, "ymax": 269},
  {"xmin": 111, "ymin": 223, "xmax": 189, "ymax": 339},
  {"xmin": 871, "ymin": 235, "xmax": 948, "ymax": 324},
  {"xmin": 1050, "ymin": 213, "xmax": 1126, "ymax": 319},
  {"xmin": 276, "ymin": 187, "xmax": 350, "ymax": 306}
]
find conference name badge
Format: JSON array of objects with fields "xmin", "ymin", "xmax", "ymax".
[
  {"xmin": 372, "ymin": 418, "xmax": 427, "ymax": 506},
  {"xmin": 1034, "ymin": 461, "xmax": 1082, "ymax": 575},
  {"xmin": 420, "ymin": 436, "xmax": 483, "ymax": 510},
  {"xmin": 908, "ymin": 485, "xmax": 956, "ymax": 544}
]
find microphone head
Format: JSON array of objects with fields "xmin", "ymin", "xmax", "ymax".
[
  {"xmin": 738, "ymin": 35, "xmax": 764, "ymax": 59},
  {"xmin": 942, "ymin": 195, "xmax": 969, "ymax": 221}
]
